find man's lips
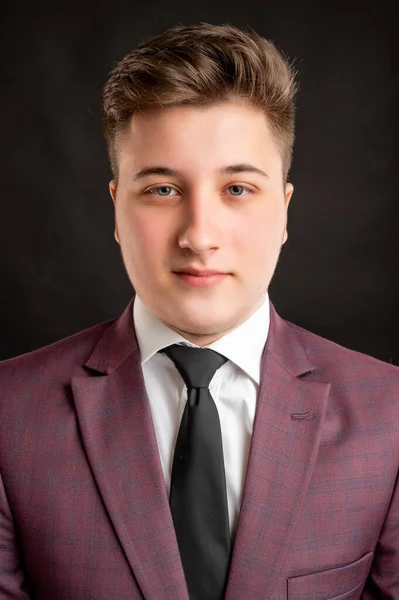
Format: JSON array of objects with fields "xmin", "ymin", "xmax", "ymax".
[
  {"xmin": 173, "ymin": 269, "xmax": 229, "ymax": 287},
  {"xmin": 173, "ymin": 268, "xmax": 227, "ymax": 276}
]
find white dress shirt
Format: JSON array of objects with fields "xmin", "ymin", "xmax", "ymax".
[{"xmin": 133, "ymin": 293, "xmax": 270, "ymax": 536}]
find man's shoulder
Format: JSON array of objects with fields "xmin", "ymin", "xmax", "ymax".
[
  {"xmin": 0, "ymin": 317, "xmax": 117, "ymax": 379},
  {"xmin": 283, "ymin": 316, "xmax": 399, "ymax": 381},
  {"xmin": 0, "ymin": 317, "xmax": 128, "ymax": 447}
]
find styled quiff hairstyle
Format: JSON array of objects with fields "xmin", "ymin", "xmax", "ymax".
[{"xmin": 102, "ymin": 23, "xmax": 297, "ymax": 181}]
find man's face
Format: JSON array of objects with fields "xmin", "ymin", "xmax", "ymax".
[{"xmin": 110, "ymin": 101, "xmax": 293, "ymax": 346}]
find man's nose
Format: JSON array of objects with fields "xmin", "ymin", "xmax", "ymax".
[{"xmin": 177, "ymin": 193, "xmax": 223, "ymax": 254}]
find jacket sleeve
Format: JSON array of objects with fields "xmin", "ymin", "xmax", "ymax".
[
  {"xmin": 361, "ymin": 469, "xmax": 399, "ymax": 599},
  {"xmin": 0, "ymin": 469, "xmax": 32, "ymax": 599}
]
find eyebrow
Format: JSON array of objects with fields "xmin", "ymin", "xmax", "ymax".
[{"xmin": 132, "ymin": 163, "xmax": 269, "ymax": 181}]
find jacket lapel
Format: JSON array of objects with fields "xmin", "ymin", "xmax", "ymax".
[
  {"xmin": 71, "ymin": 299, "xmax": 188, "ymax": 600},
  {"xmin": 71, "ymin": 296, "xmax": 329, "ymax": 599},
  {"xmin": 226, "ymin": 302, "xmax": 331, "ymax": 599}
]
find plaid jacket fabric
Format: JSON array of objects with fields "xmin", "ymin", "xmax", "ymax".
[{"xmin": 0, "ymin": 297, "xmax": 398, "ymax": 600}]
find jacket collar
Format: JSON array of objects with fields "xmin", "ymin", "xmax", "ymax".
[{"xmin": 83, "ymin": 295, "xmax": 315, "ymax": 379}]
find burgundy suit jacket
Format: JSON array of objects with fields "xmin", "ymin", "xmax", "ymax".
[{"xmin": 0, "ymin": 298, "xmax": 398, "ymax": 599}]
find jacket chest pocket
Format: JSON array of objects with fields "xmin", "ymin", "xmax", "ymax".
[{"xmin": 287, "ymin": 551, "xmax": 373, "ymax": 600}]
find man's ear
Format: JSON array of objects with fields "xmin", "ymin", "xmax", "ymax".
[
  {"xmin": 282, "ymin": 182, "xmax": 294, "ymax": 244},
  {"xmin": 109, "ymin": 180, "xmax": 117, "ymax": 205},
  {"xmin": 109, "ymin": 180, "xmax": 120, "ymax": 244}
]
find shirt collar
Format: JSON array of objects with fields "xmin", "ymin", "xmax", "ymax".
[{"xmin": 133, "ymin": 293, "xmax": 270, "ymax": 385}]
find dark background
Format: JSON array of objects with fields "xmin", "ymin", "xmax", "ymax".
[{"xmin": 1, "ymin": 0, "xmax": 398, "ymax": 364}]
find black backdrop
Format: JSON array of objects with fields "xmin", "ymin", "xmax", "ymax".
[{"xmin": 1, "ymin": 0, "xmax": 398, "ymax": 364}]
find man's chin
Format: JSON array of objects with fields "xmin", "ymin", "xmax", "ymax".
[{"xmin": 162, "ymin": 308, "xmax": 236, "ymax": 342}]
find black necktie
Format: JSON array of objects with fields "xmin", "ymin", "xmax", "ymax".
[{"xmin": 160, "ymin": 344, "xmax": 231, "ymax": 600}]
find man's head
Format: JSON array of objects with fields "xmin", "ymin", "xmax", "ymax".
[{"xmin": 102, "ymin": 23, "xmax": 297, "ymax": 346}]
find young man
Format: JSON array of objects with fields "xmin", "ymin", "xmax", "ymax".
[{"xmin": 0, "ymin": 23, "xmax": 398, "ymax": 600}]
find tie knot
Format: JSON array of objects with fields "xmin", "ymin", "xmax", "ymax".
[{"xmin": 160, "ymin": 344, "xmax": 228, "ymax": 389}]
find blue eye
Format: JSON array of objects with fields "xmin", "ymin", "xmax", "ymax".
[
  {"xmin": 152, "ymin": 186, "xmax": 176, "ymax": 196},
  {"xmin": 145, "ymin": 185, "xmax": 252, "ymax": 197},
  {"xmin": 227, "ymin": 185, "xmax": 250, "ymax": 196}
]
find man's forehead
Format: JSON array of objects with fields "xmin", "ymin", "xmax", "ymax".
[{"xmin": 114, "ymin": 103, "xmax": 281, "ymax": 179}]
